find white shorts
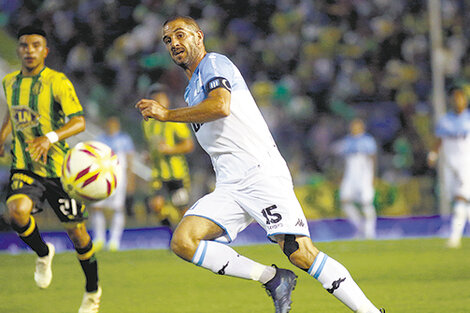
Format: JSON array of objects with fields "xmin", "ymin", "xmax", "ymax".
[
  {"xmin": 339, "ymin": 179, "xmax": 374, "ymax": 204},
  {"xmin": 445, "ymin": 164, "xmax": 470, "ymax": 200},
  {"xmin": 184, "ymin": 164, "xmax": 310, "ymax": 243}
]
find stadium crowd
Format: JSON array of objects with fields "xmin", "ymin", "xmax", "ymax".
[{"xmin": 1, "ymin": 0, "xmax": 470, "ymax": 219}]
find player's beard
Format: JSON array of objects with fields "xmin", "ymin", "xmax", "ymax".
[{"xmin": 172, "ymin": 49, "xmax": 194, "ymax": 71}]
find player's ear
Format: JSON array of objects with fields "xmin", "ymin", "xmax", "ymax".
[
  {"xmin": 196, "ymin": 30, "xmax": 204, "ymax": 46},
  {"xmin": 44, "ymin": 46, "xmax": 49, "ymax": 58}
]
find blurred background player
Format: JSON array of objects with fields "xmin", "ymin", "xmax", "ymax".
[
  {"xmin": 334, "ymin": 118, "xmax": 378, "ymax": 239},
  {"xmin": 428, "ymin": 84, "xmax": 470, "ymax": 248},
  {"xmin": 0, "ymin": 25, "xmax": 101, "ymax": 313},
  {"xmin": 90, "ymin": 116, "xmax": 135, "ymax": 251},
  {"xmin": 142, "ymin": 83, "xmax": 194, "ymax": 228}
]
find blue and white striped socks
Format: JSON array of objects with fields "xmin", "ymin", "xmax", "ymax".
[
  {"xmin": 309, "ymin": 252, "xmax": 380, "ymax": 313},
  {"xmin": 192, "ymin": 240, "xmax": 275, "ymax": 283}
]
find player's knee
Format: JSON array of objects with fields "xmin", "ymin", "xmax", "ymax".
[
  {"xmin": 283, "ymin": 234, "xmax": 299, "ymax": 259},
  {"xmin": 64, "ymin": 222, "xmax": 91, "ymax": 248},
  {"xmin": 284, "ymin": 236, "xmax": 318, "ymax": 270},
  {"xmin": 170, "ymin": 229, "xmax": 198, "ymax": 261},
  {"xmin": 7, "ymin": 199, "xmax": 33, "ymax": 225}
]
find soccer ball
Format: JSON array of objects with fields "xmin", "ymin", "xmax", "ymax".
[{"xmin": 61, "ymin": 141, "xmax": 122, "ymax": 202}]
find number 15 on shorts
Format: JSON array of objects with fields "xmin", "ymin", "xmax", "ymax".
[{"xmin": 262, "ymin": 205, "xmax": 282, "ymax": 225}]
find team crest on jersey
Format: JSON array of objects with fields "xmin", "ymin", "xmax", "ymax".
[
  {"xmin": 32, "ymin": 80, "xmax": 43, "ymax": 95},
  {"xmin": 12, "ymin": 105, "xmax": 39, "ymax": 130}
]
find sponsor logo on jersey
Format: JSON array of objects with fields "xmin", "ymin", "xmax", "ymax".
[{"xmin": 12, "ymin": 105, "xmax": 39, "ymax": 130}]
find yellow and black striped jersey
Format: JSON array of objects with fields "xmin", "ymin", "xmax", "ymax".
[
  {"xmin": 142, "ymin": 119, "xmax": 191, "ymax": 187},
  {"xmin": 2, "ymin": 67, "xmax": 84, "ymax": 178}
]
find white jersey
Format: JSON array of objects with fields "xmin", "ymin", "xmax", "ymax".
[
  {"xmin": 184, "ymin": 53, "xmax": 288, "ymax": 184},
  {"xmin": 435, "ymin": 109, "xmax": 470, "ymax": 170},
  {"xmin": 337, "ymin": 133, "xmax": 376, "ymax": 185},
  {"xmin": 91, "ymin": 131, "xmax": 134, "ymax": 209}
]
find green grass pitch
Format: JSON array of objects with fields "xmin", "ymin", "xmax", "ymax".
[{"xmin": 1, "ymin": 238, "xmax": 469, "ymax": 313}]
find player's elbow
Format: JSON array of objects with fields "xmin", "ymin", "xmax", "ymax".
[
  {"xmin": 185, "ymin": 139, "xmax": 195, "ymax": 153},
  {"xmin": 74, "ymin": 116, "xmax": 86, "ymax": 133},
  {"xmin": 214, "ymin": 101, "xmax": 230, "ymax": 118}
]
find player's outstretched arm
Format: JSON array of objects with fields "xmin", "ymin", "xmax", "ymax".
[
  {"xmin": 136, "ymin": 87, "xmax": 231, "ymax": 123},
  {"xmin": 26, "ymin": 116, "xmax": 85, "ymax": 164},
  {"xmin": 0, "ymin": 114, "xmax": 12, "ymax": 156}
]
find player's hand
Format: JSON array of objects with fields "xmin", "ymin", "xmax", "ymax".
[
  {"xmin": 427, "ymin": 151, "xmax": 438, "ymax": 167},
  {"xmin": 135, "ymin": 99, "xmax": 169, "ymax": 122},
  {"xmin": 158, "ymin": 141, "xmax": 172, "ymax": 155},
  {"xmin": 26, "ymin": 136, "xmax": 52, "ymax": 164}
]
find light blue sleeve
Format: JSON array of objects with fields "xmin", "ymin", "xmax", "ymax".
[
  {"xmin": 435, "ymin": 115, "xmax": 448, "ymax": 138},
  {"xmin": 95, "ymin": 134, "xmax": 107, "ymax": 144},
  {"xmin": 200, "ymin": 54, "xmax": 234, "ymax": 88},
  {"xmin": 365, "ymin": 135, "xmax": 377, "ymax": 155},
  {"xmin": 122, "ymin": 134, "xmax": 135, "ymax": 153}
]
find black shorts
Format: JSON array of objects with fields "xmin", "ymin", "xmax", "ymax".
[
  {"xmin": 6, "ymin": 169, "xmax": 87, "ymax": 223},
  {"xmin": 154, "ymin": 179, "xmax": 189, "ymax": 207},
  {"xmin": 155, "ymin": 179, "xmax": 184, "ymax": 197}
]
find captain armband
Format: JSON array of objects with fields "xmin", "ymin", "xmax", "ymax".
[{"xmin": 205, "ymin": 77, "xmax": 231, "ymax": 93}]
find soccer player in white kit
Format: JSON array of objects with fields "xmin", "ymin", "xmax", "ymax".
[
  {"xmin": 91, "ymin": 116, "xmax": 135, "ymax": 251},
  {"xmin": 336, "ymin": 119, "xmax": 378, "ymax": 239},
  {"xmin": 136, "ymin": 16, "xmax": 384, "ymax": 313},
  {"xmin": 428, "ymin": 84, "xmax": 470, "ymax": 248}
]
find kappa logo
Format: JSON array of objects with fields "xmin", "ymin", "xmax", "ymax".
[
  {"xmin": 218, "ymin": 261, "xmax": 229, "ymax": 275},
  {"xmin": 327, "ymin": 277, "xmax": 346, "ymax": 294},
  {"xmin": 295, "ymin": 219, "xmax": 305, "ymax": 227}
]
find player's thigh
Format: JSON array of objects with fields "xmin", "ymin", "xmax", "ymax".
[
  {"xmin": 43, "ymin": 177, "xmax": 88, "ymax": 223},
  {"xmin": 359, "ymin": 185, "xmax": 375, "ymax": 205},
  {"xmin": 339, "ymin": 181, "xmax": 355, "ymax": 203},
  {"xmin": 6, "ymin": 170, "xmax": 45, "ymax": 222},
  {"xmin": 173, "ymin": 215, "xmax": 225, "ymax": 242},
  {"xmin": 183, "ymin": 187, "xmax": 253, "ymax": 243},
  {"xmin": 239, "ymin": 174, "xmax": 310, "ymax": 239},
  {"xmin": 454, "ymin": 167, "xmax": 470, "ymax": 201}
]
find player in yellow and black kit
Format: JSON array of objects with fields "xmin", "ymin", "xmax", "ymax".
[
  {"xmin": 143, "ymin": 83, "xmax": 194, "ymax": 227},
  {"xmin": 0, "ymin": 26, "xmax": 101, "ymax": 313}
]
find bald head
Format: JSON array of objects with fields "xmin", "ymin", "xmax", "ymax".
[{"xmin": 163, "ymin": 16, "xmax": 201, "ymax": 33}]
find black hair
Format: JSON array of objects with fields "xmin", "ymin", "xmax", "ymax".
[{"xmin": 17, "ymin": 25, "xmax": 47, "ymax": 39}]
